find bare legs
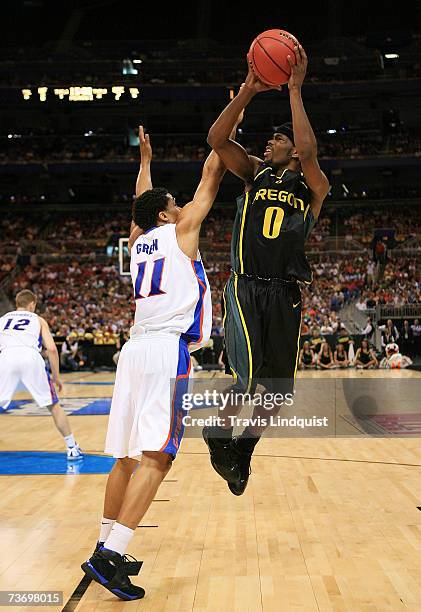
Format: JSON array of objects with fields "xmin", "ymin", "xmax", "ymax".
[
  {"xmin": 48, "ymin": 403, "xmax": 72, "ymax": 437},
  {"xmin": 103, "ymin": 452, "xmax": 172, "ymax": 530}
]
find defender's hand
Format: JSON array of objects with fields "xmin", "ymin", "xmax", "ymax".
[
  {"xmin": 287, "ymin": 44, "xmax": 308, "ymax": 91},
  {"xmin": 139, "ymin": 125, "xmax": 152, "ymax": 161}
]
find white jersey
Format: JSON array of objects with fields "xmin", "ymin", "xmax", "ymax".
[
  {"xmin": 0, "ymin": 310, "xmax": 42, "ymax": 352},
  {"xmin": 130, "ymin": 224, "xmax": 211, "ymax": 348}
]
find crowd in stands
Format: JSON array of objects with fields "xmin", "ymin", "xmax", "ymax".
[
  {"xmin": 2, "ymin": 205, "xmax": 419, "ymax": 368},
  {"xmin": 2, "ymin": 38, "xmax": 421, "ymax": 86},
  {"xmin": 0, "ymin": 214, "xmax": 44, "ymax": 280},
  {"xmin": 9, "ymin": 260, "xmax": 133, "ymax": 340},
  {"xmin": 2, "ymin": 132, "xmax": 421, "ymax": 164},
  {"xmin": 7, "ymin": 250, "xmax": 419, "ymax": 370}
]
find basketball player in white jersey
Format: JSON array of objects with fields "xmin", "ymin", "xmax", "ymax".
[
  {"xmin": 81, "ymin": 117, "xmax": 242, "ymax": 600},
  {"xmin": 0, "ymin": 289, "xmax": 83, "ymax": 459}
]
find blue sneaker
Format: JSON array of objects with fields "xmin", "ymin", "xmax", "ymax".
[{"xmin": 81, "ymin": 546, "xmax": 145, "ymax": 601}]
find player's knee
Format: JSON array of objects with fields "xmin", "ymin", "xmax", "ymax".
[
  {"xmin": 45, "ymin": 402, "xmax": 56, "ymax": 412},
  {"xmin": 117, "ymin": 457, "xmax": 138, "ymax": 473},
  {"xmin": 141, "ymin": 450, "xmax": 173, "ymax": 474}
]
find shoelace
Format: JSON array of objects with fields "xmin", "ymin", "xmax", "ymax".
[{"xmin": 120, "ymin": 554, "xmax": 143, "ymax": 576}]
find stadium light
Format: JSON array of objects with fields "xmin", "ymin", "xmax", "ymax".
[
  {"xmin": 132, "ymin": 59, "xmax": 143, "ymax": 64},
  {"xmin": 384, "ymin": 53, "xmax": 399, "ymax": 59},
  {"xmin": 327, "ymin": 129, "xmax": 337, "ymax": 134},
  {"xmin": 122, "ymin": 59, "xmax": 138, "ymax": 75}
]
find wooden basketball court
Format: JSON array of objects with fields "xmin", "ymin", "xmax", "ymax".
[{"xmin": 1, "ymin": 369, "xmax": 420, "ymax": 611}]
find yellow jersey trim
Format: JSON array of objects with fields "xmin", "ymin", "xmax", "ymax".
[
  {"xmin": 234, "ymin": 274, "xmax": 253, "ymax": 393},
  {"xmin": 222, "ymin": 285, "xmax": 228, "ymax": 328},
  {"xmin": 254, "ymin": 166, "xmax": 271, "ymax": 181},
  {"xmin": 238, "ymin": 191, "xmax": 250, "ymax": 274},
  {"xmin": 293, "ymin": 314, "xmax": 302, "ymax": 382}
]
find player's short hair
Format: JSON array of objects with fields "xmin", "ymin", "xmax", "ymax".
[
  {"xmin": 132, "ymin": 187, "xmax": 170, "ymax": 231},
  {"xmin": 15, "ymin": 289, "xmax": 37, "ymax": 308}
]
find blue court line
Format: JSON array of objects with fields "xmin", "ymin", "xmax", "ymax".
[{"xmin": 0, "ymin": 451, "xmax": 115, "ymax": 475}]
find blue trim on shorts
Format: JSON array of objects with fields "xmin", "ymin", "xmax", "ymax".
[
  {"xmin": 160, "ymin": 338, "xmax": 190, "ymax": 457},
  {"xmin": 45, "ymin": 367, "xmax": 58, "ymax": 405},
  {"xmin": 181, "ymin": 260, "xmax": 207, "ymax": 345}
]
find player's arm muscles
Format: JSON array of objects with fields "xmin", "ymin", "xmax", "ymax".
[
  {"xmin": 207, "ymin": 86, "xmax": 262, "ymax": 186},
  {"xmin": 39, "ymin": 316, "xmax": 62, "ymax": 391},
  {"xmin": 176, "ymin": 119, "xmax": 243, "ymax": 258},
  {"xmin": 129, "ymin": 126, "xmax": 152, "ymax": 250},
  {"xmin": 175, "ymin": 150, "xmax": 227, "ymax": 259},
  {"xmin": 290, "ymin": 89, "xmax": 329, "ymax": 219}
]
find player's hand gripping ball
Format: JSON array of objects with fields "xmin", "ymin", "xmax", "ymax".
[{"xmin": 247, "ymin": 29, "xmax": 300, "ymax": 86}]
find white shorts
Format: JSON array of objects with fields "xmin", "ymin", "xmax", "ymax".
[
  {"xmin": 105, "ymin": 333, "xmax": 191, "ymax": 460},
  {"xmin": 0, "ymin": 347, "xmax": 58, "ymax": 409}
]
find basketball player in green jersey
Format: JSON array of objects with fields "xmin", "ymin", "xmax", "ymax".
[{"xmin": 203, "ymin": 43, "xmax": 330, "ymax": 495}]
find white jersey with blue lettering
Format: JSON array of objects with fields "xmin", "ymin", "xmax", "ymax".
[
  {"xmin": 0, "ymin": 310, "xmax": 42, "ymax": 351},
  {"xmin": 130, "ymin": 223, "xmax": 211, "ymax": 348}
]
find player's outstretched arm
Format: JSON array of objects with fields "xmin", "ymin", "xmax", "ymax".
[
  {"xmin": 39, "ymin": 317, "xmax": 62, "ymax": 392},
  {"xmin": 207, "ymin": 71, "xmax": 274, "ymax": 185},
  {"xmin": 176, "ymin": 120, "xmax": 240, "ymax": 258},
  {"xmin": 129, "ymin": 126, "xmax": 151, "ymax": 248},
  {"xmin": 135, "ymin": 125, "xmax": 152, "ymax": 197},
  {"xmin": 287, "ymin": 44, "xmax": 330, "ymax": 219},
  {"xmin": 175, "ymin": 150, "xmax": 226, "ymax": 259}
]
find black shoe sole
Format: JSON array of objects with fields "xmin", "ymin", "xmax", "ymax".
[
  {"xmin": 81, "ymin": 561, "xmax": 145, "ymax": 601},
  {"xmin": 202, "ymin": 428, "xmax": 241, "ymax": 483}
]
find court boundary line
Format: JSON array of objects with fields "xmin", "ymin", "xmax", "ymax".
[
  {"xmin": 61, "ymin": 575, "xmax": 92, "ymax": 612},
  {"xmin": 2, "ymin": 448, "xmax": 420, "ymax": 468},
  {"xmin": 178, "ymin": 451, "xmax": 421, "ymax": 468}
]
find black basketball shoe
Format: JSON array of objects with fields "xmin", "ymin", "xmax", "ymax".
[
  {"xmin": 81, "ymin": 546, "xmax": 145, "ymax": 601},
  {"xmin": 227, "ymin": 436, "xmax": 254, "ymax": 496},
  {"xmin": 202, "ymin": 426, "xmax": 241, "ymax": 483}
]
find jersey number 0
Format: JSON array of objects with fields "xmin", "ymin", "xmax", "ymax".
[{"xmin": 262, "ymin": 206, "xmax": 285, "ymax": 239}]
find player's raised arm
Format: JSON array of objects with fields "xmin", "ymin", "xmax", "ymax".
[
  {"xmin": 207, "ymin": 73, "xmax": 274, "ymax": 186},
  {"xmin": 287, "ymin": 44, "xmax": 330, "ymax": 218},
  {"xmin": 176, "ymin": 119, "xmax": 241, "ymax": 259},
  {"xmin": 39, "ymin": 316, "xmax": 62, "ymax": 392},
  {"xmin": 129, "ymin": 126, "xmax": 151, "ymax": 248},
  {"xmin": 135, "ymin": 126, "xmax": 152, "ymax": 197}
]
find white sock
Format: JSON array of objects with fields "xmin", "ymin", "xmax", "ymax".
[
  {"xmin": 104, "ymin": 522, "xmax": 134, "ymax": 556},
  {"xmin": 64, "ymin": 434, "xmax": 76, "ymax": 449},
  {"xmin": 99, "ymin": 517, "xmax": 115, "ymax": 543}
]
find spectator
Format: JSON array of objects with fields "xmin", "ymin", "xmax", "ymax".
[
  {"xmin": 298, "ymin": 340, "xmax": 316, "ymax": 370},
  {"xmin": 334, "ymin": 343, "xmax": 349, "ymax": 368},
  {"xmin": 320, "ymin": 315, "xmax": 333, "ymax": 335},
  {"xmin": 410, "ymin": 318, "xmax": 421, "ymax": 356},
  {"xmin": 310, "ymin": 329, "xmax": 323, "ymax": 354},
  {"xmin": 317, "ymin": 341, "xmax": 334, "ymax": 369},
  {"xmin": 355, "ymin": 339, "xmax": 378, "ymax": 369},
  {"xmin": 359, "ymin": 316, "xmax": 375, "ymax": 340},
  {"xmin": 399, "ymin": 320, "xmax": 414, "ymax": 358},
  {"xmin": 379, "ymin": 319, "xmax": 399, "ymax": 352}
]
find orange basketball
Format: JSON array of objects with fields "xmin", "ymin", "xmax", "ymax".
[{"xmin": 247, "ymin": 29, "xmax": 299, "ymax": 86}]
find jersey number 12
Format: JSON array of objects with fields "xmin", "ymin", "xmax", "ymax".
[{"xmin": 3, "ymin": 318, "xmax": 30, "ymax": 331}]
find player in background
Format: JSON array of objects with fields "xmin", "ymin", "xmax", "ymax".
[
  {"xmin": 81, "ymin": 117, "xmax": 242, "ymax": 601},
  {"xmin": 0, "ymin": 290, "xmax": 83, "ymax": 460},
  {"xmin": 204, "ymin": 43, "xmax": 330, "ymax": 495}
]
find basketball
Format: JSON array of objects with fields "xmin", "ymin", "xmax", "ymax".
[{"xmin": 247, "ymin": 29, "xmax": 299, "ymax": 86}]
